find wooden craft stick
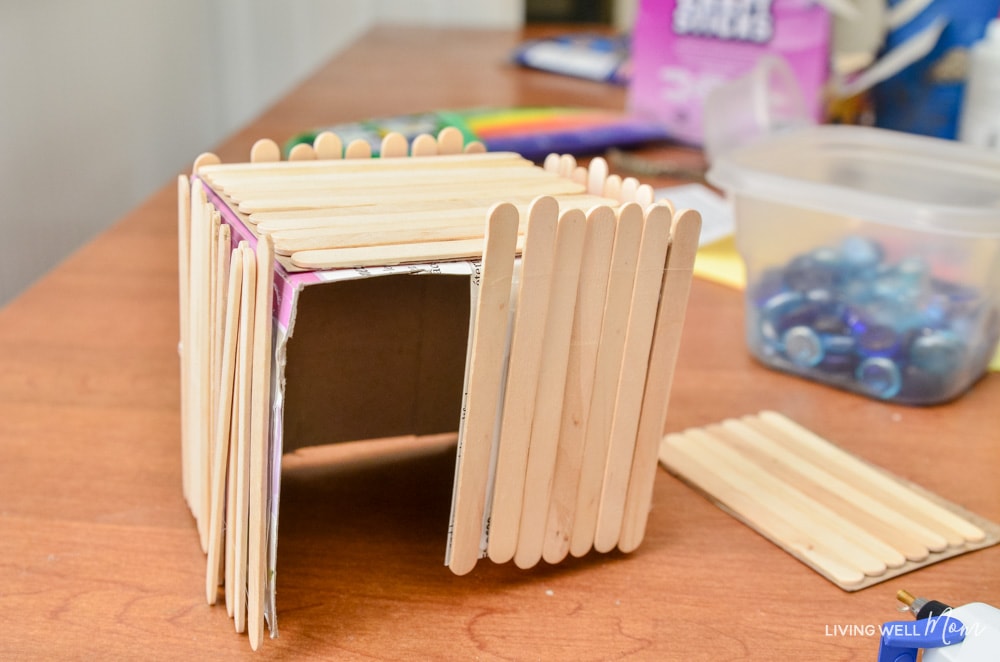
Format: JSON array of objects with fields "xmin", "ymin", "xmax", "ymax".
[
  {"xmin": 250, "ymin": 139, "xmax": 281, "ymax": 163},
  {"xmin": 236, "ymin": 178, "xmax": 587, "ymax": 214},
  {"xmin": 215, "ymin": 166, "xmax": 560, "ymax": 199},
  {"xmin": 178, "ymin": 176, "xmax": 192, "ymax": 507},
  {"xmin": 635, "ymin": 184, "xmax": 655, "ymax": 208},
  {"xmin": 718, "ymin": 417, "xmax": 950, "ymax": 553},
  {"xmin": 192, "ymin": 152, "xmax": 221, "ymax": 173},
  {"xmin": 206, "ymin": 250, "xmax": 243, "ymax": 604},
  {"xmin": 620, "ymin": 177, "xmax": 639, "ymax": 203},
  {"xmin": 486, "ymin": 197, "xmax": 561, "ymax": 565},
  {"xmin": 514, "ymin": 208, "xmax": 587, "ymax": 569},
  {"xmin": 437, "ymin": 126, "xmax": 464, "ymax": 155},
  {"xmin": 411, "ymin": 133, "xmax": 438, "ymax": 156},
  {"xmin": 734, "ymin": 417, "xmax": 929, "ymax": 562},
  {"xmin": 190, "ymin": 184, "xmax": 214, "ymax": 552},
  {"xmin": 543, "ymin": 153, "xmax": 560, "ymax": 173},
  {"xmin": 197, "ymin": 150, "xmax": 527, "ymax": 176},
  {"xmin": 248, "ymin": 192, "xmax": 619, "ymax": 227},
  {"xmin": 247, "ymin": 235, "xmax": 274, "ymax": 650},
  {"xmin": 572, "ymin": 166, "xmax": 588, "ymax": 186},
  {"xmin": 570, "ymin": 203, "xmax": 644, "ymax": 557},
  {"xmin": 290, "ymin": 235, "xmax": 525, "ymax": 270},
  {"xmin": 753, "ymin": 411, "xmax": 986, "ymax": 545},
  {"xmin": 618, "ymin": 209, "xmax": 701, "ymax": 553},
  {"xmin": 558, "ymin": 154, "xmax": 576, "ymax": 179},
  {"xmin": 287, "ymin": 143, "xmax": 316, "ymax": 161},
  {"xmin": 542, "ymin": 206, "xmax": 617, "ymax": 564},
  {"xmin": 593, "ymin": 203, "xmax": 673, "ymax": 553},
  {"xmin": 344, "ymin": 139, "xmax": 372, "ymax": 159},
  {"xmin": 708, "ymin": 423, "xmax": 909, "ymax": 568},
  {"xmin": 603, "ymin": 174, "xmax": 623, "ymax": 201},
  {"xmin": 447, "ymin": 203, "xmax": 520, "ymax": 576},
  {"xmin": 587, "ymin": 156, "xmax": 609, "ymax": 196},
  {"xmin": 463, "ymin": 140, "xmax": 486, "ymax": 153},
  {"xmin": 313, "ymin": 131, "xmax": 342, "ymax": 159},
  {"xmin": 201, "ymin": 212, "xmax": 221, "ymax": 546},
  {"xmin": 232, "ymin": 243, "xmax": 257, "ymax": 633},
  {"xmin": 380, "ymin": 132, "xmax": 408, "ymax": 158},
  {"xmin": 660, "ymin": 432, "xmax": 870, "ymax": 586},
  {"xmin": 224, "ymin": 365, "xmax": 239, "ymax": 617}
]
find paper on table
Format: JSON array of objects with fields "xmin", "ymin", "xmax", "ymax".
[{"xmin": 655, "ymin": 184, "xmax": 1000, "ymax": 371}]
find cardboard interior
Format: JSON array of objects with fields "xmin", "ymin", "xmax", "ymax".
[{"xmin": 282, "ymin": 273, "xmax": 471, "ymax": 453}]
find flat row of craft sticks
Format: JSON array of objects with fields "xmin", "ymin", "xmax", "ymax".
[
  {"xmin": 448, "ymin": 195, "xmax": 702, "ymax": 575},
  {"xmin": 178, "ymin": 175, "xmax": 275, "ymax": 649},
  {"xmin": 659, "ymin": 411, "xmax": 990, "ymax": 589},
  {"xmin": 193, "ymin": 129, "xmax": 656, "ymax": 271}
]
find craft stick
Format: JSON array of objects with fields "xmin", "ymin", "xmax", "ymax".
[
  {"xmin": 224, "ymin": 360, "xmax": 239, "ymax": 616},
  {"xmin": 572, "ymin": 166, "xmax": 588, "ymax": 186},
  {"xmin": 177, "ymin": 176, "xmax": 194, "ymax": 513},
  {"xmin": 593, "ymin": 203, "xmax": 673, "ymax": 553},
  {"xmin": 618, "ymin": 209, "xmax": 701, "ymax": 553},
  {"xmin": 447, "ymin": 203, "xmax": 520, "ymax": 576},
  {"xmin": 542, "ymin": 206, "xmax": 617, "ymax": 564},
  {"xmin": 254, "ymin": 194, "xmax": 617, "ymax": 234},
  {"xmin": 247, "ymin": 235, "xmax": 274, "ymax": 650},
  {"xmin": 711, "ymin": 423, "xmax": 910, "ymax": 568},
  {"xmin": 205, "ymin": 221, "xmax": 230, "ymax": 569},
  {"xmin": 570, "ymin": 203, "xmax": 644, "ymax": 558},
  {"xmin": 718, "ymin": 417, "xmax": 950, "ymax": 553},
  {"xmin": 193, "ymin": 152, "xmax": 221, "ymax": 174},
  {"xmin": 235, "ymin": 178, "xmax": 587, "ymax": 214},
  {"xmin": 206, "ymin": 251, "xmax": 243, "ymax": 604},
  {"xmin": 558, "ymin": 154, "xmax": 577, "ymax": 179},
  {"xmin": 620, "ymin": 177, "xmax": 639, "ymax": 203},
  {"xmin": 693, "ymin": 426, "xmax": 892, "ymax": 577},
  {"xmin": 232, "ymin": 243, "xmax": 257, "ymax": 633},
  {"xmin": 215, "ymin": 166, "xmax": 561, "ymax": 199},
  {"xmin": 514, "ymin": 208, "xmax": 588, "ymax": 569},
  {"xmin": 437, "ymin": 126, "xmax": 464, "ymax": 154},
  {"xmin": 198, "ymin": 151, "xmax": 526, "ymax": 176},
  {"xmin": 344, "ymin": 139, "xmax": 372, "ymax": 159},
  {"xmin": 201, "ymin": 212, "xmax": 221, "ymax": 545},
  {"xmin": 543, "ymin": 153, "xmax": 560, "ymax": 173},
  {"xmin": 603, "ymin": 174, "xmax": 623, "ymax": 201},
  {"xmin": 313, "ymin": 131, "xmax": 343, "ymax": 159},
  {"xmin": 587, "ymin": 156, "xmax": 609, "ymax": 196},
  {"xmin": 287, "ymin": 143, "xmax": 316, "ymax": 161},
  {"xmin": 734, "ymin": 417, "xmax": 928, "ymax": 562},
  {"xmin": 463, "ymin": 140, "xmax": 486, "ymax": 153},
  {"xmin": 659, "ymin": 434, "xmax": 865, "ymax": 586},
  {"xmin": 380, "ymin": 132, "xmax": 408, "ymax": 158},
  {"xmin": 635, "ymin": 184, "xmax": 655, "ymax": 208},
  {"xmin": 753, "ymin": 411, "xmax": 986, "ymax": 545},
  {"xmin": 248, "ymin": 192, "xmax": 619, "ymax": 227},
  {"xmin": 250, "ymin": 139, "xmax": 281, "ymax": 163},
  {"xmin": 190, "ymin": 184, "xmax": 214, "ymax": 552},
  {"xmin": 411, "ymin": 133, "xmax": 438, "ymax": 157},
  {"xmin": 291, "ymin": 234, "xmax": 526, "ymax": 270},
  {"xmin": 486, "ymin": 197, "xmax": 560, "ymax": 565}
]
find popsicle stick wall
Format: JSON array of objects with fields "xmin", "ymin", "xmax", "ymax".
[{"xmin": 177, "ymin": 128, "xmax": 702, "ymax": 649}]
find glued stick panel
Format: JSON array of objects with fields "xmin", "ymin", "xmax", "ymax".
[{"xmin": 659, "ymin": 411, "xmax": 1000, "ymax": 591}]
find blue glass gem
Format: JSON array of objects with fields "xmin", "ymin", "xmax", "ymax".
[
  {"xmin": 837, "ymin": 235, "xmax": 883, "ymax": 272},
  {"xmin": 909, "ymin": 329, "xmax": 965, "ymax": 376},
  {"xmin": 782, "ymin": 326, "xmax": 824, "ymax": 367},
  {"xmin": 856, "ymin": 357, "xmax": 902, "ymax": 399},
  {"xmin": 782, "ymin": 254, "xmax": 839, "ymax": 292},
  {"xmin": 855, "ymin": 322, "xmax": 902, "ymax": 358}
]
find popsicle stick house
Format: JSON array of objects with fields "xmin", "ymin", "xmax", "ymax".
[{"xmin": 177, "ymin": 127, "xmax": 702, "ymax": 649}]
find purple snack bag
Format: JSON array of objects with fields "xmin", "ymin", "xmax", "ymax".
[{"xmin": 628, "ymin": 0, "xmax": 831, "ymax": 146}]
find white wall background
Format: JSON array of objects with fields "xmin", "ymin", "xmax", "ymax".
[{"xmin": 0, "ymin": 1, "xmax": 524, "ymax": 307}]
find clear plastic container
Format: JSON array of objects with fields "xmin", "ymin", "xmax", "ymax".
[{"xmin": 707, "ymin": 125, "xmax": 1000, "ymax": 404}]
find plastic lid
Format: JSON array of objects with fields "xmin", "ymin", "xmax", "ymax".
[{"xmin": 707, "ymin": 125, "xmax": 1000, "ymax": 237}]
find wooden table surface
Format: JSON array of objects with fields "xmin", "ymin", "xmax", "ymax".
[{"xmin": 2, "ymin": 26, "xmax": 998, "ymax": 661}]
